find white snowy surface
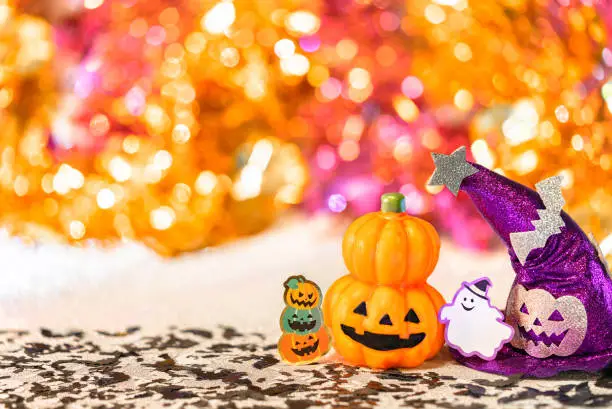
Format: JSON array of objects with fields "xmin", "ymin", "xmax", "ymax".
[{"xmin": 0, "ymin": 216, "xmax": 514, "ymax": 332}]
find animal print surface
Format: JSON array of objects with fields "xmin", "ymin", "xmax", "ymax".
[{"xmin": 0, "ymin": 327, "xmax": 609, "ymax": 408}]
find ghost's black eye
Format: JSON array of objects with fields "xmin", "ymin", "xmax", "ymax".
[
  {"xmin": 353, "ymin": 301, "xmax": 367, "ymax": 316},
  {"xmin": 404, "ymin": 309, "xmax": 420, "ymax": 323},
  {"xmin": 379, "ymin": 314, "xmax": 393, "ymax": 326},
  {"xmin": 520, "ymin": 303, "xmax": 529, "ymax": 314},
  {"xmin": 463, "ymin": 297, "xmax": 466, "ymax": 301},
  {"xmin": 471, "ymin": 299, "xmax": 474, "ymax": 303}
]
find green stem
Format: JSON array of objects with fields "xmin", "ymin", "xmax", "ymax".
[{"xmin": 381, "ymin": 193, "xmax": 406, "ymax": 213}]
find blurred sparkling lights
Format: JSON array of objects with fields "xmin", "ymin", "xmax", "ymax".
[
  {"xmin": 0, "ymin": 0, "xmax": 610, "ymax": 257},
  {"xmin": 327, "ymin": 194, "xmax": 347, "ymax": 213},
  {"xmin": 202, "ymin": 1, "xmax": 235, "ymax": 35}
]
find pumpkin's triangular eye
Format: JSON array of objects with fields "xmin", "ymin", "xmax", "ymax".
[
  {"xmin": 548, "ymin": 310, "xmax": 564, "ymax": 321},
  {"xmin": 353, "ymin": 301, "xmax": 367, "ymax": 316},
  {"xmin": 404, "ymin": 309, "xmax": 420, "ymax": 323},
  {"xmin": 520, "ymin": 303, "xmax": 529, "ymax": 314},
  {"xmin": 379, "ymin": 314, "xmax": 393, "ymax": 326}
]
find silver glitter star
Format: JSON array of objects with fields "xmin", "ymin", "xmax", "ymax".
[
  {"xmin": 428, "ymin": 146, "xmax": 478, "ymax": 196},
  {"xmin": 509, "ymin": 176, "xmax": 566, "ymax": 265}
]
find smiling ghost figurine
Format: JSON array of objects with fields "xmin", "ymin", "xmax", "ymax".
[
  {"xmin": 440, "ymin": 278, "xmax": 514, "ymax": 360},
  {"xmin": 429, "ymin": 147, "xmax": 612, "ymax": 377}
]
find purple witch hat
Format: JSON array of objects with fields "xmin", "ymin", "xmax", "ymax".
[{"xmin": 430, "ymin": 147, "xmax": 612, "ymax": 377}]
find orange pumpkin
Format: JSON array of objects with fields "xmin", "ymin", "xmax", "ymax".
[
  {"xmin": 342, "ymin": 193, "xmax": 440, "ymax": 286},
  {"xmin": 323, "ymin": 275, "xmax": 444, "ymax": 368},
  {"xmin": 284, "ymin": 276, "xmax": 321, "ymax": 309},
  {"xmin": 324, "ymin": 192, "xmax": 445, "ymax": 369},
  {"xmin": 278, "ymin": 328, "xmax": 330, "ymax": 364}
]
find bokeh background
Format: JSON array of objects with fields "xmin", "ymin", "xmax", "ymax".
[
  {"xmin": 0, "ymin": 4, "xmax": 610, "ymax": 405},
  {"xmin": 0, "ymin": 0, "xmax": 611, "ymax": 261}
]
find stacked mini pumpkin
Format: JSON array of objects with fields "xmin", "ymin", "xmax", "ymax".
[
  {"xmin": 279, "ymin": 276, "xmax": 330, "ymax": 363},
  {"xmin": 323, "ymin": 193, "xmax": 446, "ymax": 369}
]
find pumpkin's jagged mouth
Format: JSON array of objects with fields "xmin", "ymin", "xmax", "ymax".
[
  {"xmin": 291, "ymin": 339, "xmax": 320, "ymax": 356},
  {"xmin": 518, "ymin": 325, "xmax": 569, "ymax": 347},
  {"xmin": 289, "ymin": 295, "xmax": 317, "ymax": 308},
  {"xmin": 340, "ymin": 324, "xmax": 425, "ymax": 351},
  {"xmin": 288, "ymin": 320, "xmax": 317, "ymax": 332}
]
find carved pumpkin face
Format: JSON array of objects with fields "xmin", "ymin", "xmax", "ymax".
[
  {"xmin": 284, "ymin": 276, "xmax": 321, "ymax": 309},
  {"xmin": 280, "ymin": 307, "xmax": 322, "ymax": 334},
  {"xmin": 506, "ymin": 285, "xmax": 587, "ymax": 358},
  {"xmin": 323, "ymin": 275, "xmax": 445, "ymax": 368},
  {"xmin": 278, "ymin": 328, "xmax": 330, "ymax": 364}
]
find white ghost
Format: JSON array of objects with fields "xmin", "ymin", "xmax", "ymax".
[{"xmin": 439, "ymin": 278, "xmax": 514, "ymax": 360}]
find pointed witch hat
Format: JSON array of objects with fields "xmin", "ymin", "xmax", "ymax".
[
  {"xmin": 430, "ymin": 146, "xmax": 612, "ymax": 377},
  {"xmin": 465, "ymin": 278, "xmax": 491, "ymax": 299}
]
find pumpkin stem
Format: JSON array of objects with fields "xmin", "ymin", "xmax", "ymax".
[{"xmin": 381, "ymin": 193, "xmax": 406, "ymax": 213}]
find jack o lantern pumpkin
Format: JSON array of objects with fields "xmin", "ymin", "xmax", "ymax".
[
  {"xmin": 506, "ymin": 285, "xmax": 588, "ymax": 358},
  {"xmin": 281, "ymin": 307, "xmax": 322, "ymax": 334},
  {"xmin": 284, "ymin": 276, "xmax": 321, "ymax": 309},
  {"xmin": 278, "ymin": 328, "xmax": 330, "ymax": 364},
  {"xmin": 324, "ymin": 193, "xmax": 445, "ymax": 368},
  {"xmin": 324, "ymin": 275, "xmax": 445, "ymax": 368}
]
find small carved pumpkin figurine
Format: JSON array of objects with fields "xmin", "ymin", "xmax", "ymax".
[
  {"xmin": 284, "ymin": 276, "xmax": 321, "ymax": 309},
  {"xmin": 324, "ymin": 193, "xmax": 446, "ymax": 369},
  {"xmin": 278, "ymin": 328, "xmax": 330, "ymax": 364},
  {"xmin": 281, "ymin": 307, "xmax": 322, "ymax": 334},
  {"xmin": 279, "ymin": 275, "xmax": 329, "ymax": 364}
]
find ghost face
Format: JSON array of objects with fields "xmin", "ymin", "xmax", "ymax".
[
  {"xmin": 506, "ymin": 285, "xmax": 587, "ymax": 358},
  {"xmin": 456, "ymin": 287, "xmax": 487, "ymax": 313}
]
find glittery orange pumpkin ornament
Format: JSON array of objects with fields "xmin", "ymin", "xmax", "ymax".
[{"xmin": 324, "ymin": 193, "xmax": 445, "ymax": 369}]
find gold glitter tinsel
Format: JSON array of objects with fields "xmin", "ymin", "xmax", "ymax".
[
  {"xmin": 0, "ymin": 0, "xmax": 57, "ymax": 238},
  {"xmin": 0, "ymin": 1, "xmax": 313, "ymax": 255},
  {"xmin": 4, "ymin": 0, "xmax": 612, "ymax": 257},
  {"xmin": 408, "ymin": 0, "xmax": 612, "ymax": 251}
]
